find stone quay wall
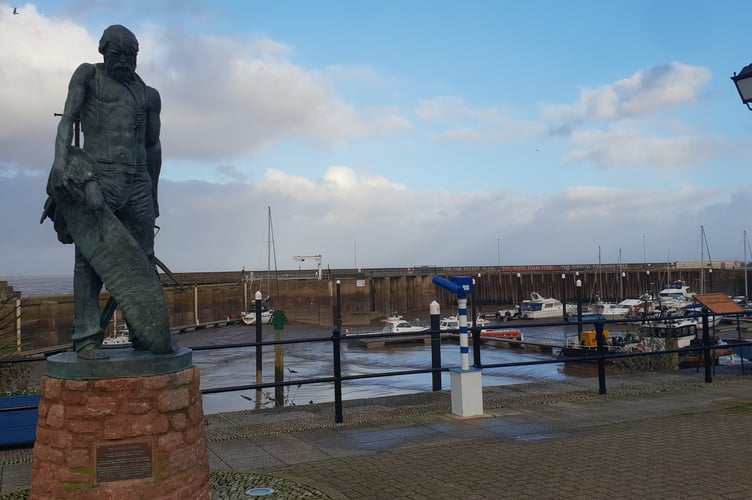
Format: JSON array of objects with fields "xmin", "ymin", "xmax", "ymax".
[{"xmin": 2, "ymin": 264, "xmax": 749, "ymax": 355}]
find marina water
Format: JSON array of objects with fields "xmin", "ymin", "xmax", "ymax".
[
  {"xmin": 5, "ymin": 275, "xmax": 581, "ymax": 415},
  {"xmin": 180, "ymin": 322, "xmax": 580, "ymax": 415}
]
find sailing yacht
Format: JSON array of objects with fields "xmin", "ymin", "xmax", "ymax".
[{"xmin": 241, "ymin": 207, "xmax": 278, "ymax": 326}]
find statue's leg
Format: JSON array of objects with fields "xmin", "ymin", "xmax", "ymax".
[
  {"xmin": 72, "ymin": 247, "xmax": 108, "ymax": 359},
  {"xmin": 110, "ymin": 171, "xmax": 172, "ymax": 353},
  {"xmin": 118, "ymin": 172, "xmax": 156, "ymax": 267}
]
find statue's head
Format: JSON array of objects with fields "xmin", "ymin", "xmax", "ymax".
[{"xmin": 99, "ymin": 25, "xmax": 139, "ymax": 82}]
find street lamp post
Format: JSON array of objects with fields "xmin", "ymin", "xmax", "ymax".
[
  {"xmin": 561, "ymin": 273, "xmax": 567, "ymax": 320},
  {"xmin": 732, "ymin": 63, "xmax": 752, "ymax": 110}
]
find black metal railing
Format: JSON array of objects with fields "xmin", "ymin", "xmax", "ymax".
[
  {"xmin": 4, "ymin": 282, "xmax": 751, "ymax": 424},
  {"xmin": 194, "ymin": 282, "xmax": 751, "ymax": 423}
]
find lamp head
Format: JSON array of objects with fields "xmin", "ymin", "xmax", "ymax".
[{"xmin": 732, "ymin": 63, "xmax": 752, "ymax": 110}]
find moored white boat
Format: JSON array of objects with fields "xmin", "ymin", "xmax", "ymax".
[
  {"xmin": 381, "ymin": 314, "xmax": 428, "ymax": 334},
  {"xmin": 592, "ymin": 296, "xmax": 653, "ymax": 320},
  {"xmin": 656, "ymin": 281, "xmax": 695, "ymax": 313},
  {"xmin": 677, "ymin": 304, "xmax": 722, "ymax": 328},
  {"xmin": 241, "ymin": 308, "xmax": 274, "ymax": 325},
  {"xmin": 520, "ymin": 292, "xmax": 574, "ymax": 319},
  {"xmin": 439, "ymin": 316, "xmax": 462, "ymax": 331},
  {"xmin": 102, "ymin": 329, "xmax": 131, "ymax": 347}
]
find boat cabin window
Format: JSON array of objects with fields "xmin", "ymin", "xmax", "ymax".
[{"xmin": 522, "ymin": 303, "xmax": 543, "ymax": 312}]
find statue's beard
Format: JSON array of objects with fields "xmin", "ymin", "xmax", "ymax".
[{"xmin": 106, "ymin": 60, "xmax": 136, "ymax": 83}]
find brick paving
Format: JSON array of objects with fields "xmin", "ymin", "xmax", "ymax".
[
  {"xmin": 2, "ymin": 371, "xmax": 752, "ymax": 499},
  {"xmin": 205, "ymin": 374, "xmax": 752, "ymax": 499}
]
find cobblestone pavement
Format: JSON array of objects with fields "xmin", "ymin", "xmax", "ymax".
[{"xmin": 3, "ymin": 371, "xmax": 752, "ymax": 499}]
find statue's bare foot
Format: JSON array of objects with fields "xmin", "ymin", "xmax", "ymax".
[{"xmin": 77, "ymin": 345, "xmax": 109, "ymax": 360}]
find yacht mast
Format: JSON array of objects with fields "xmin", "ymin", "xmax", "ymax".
[
  {"xmin": 618, "ymin": 248, "xmax": 623, "ymax": 300},
  {"xmin": 700, "ymin": 226, "xmax": 705, "ymax": 294},
  {"xmin": 597, "ymin": 245, "xmax": 602, "ymax": 297},
  {"xmin": 745, "ymin": 230, "xmax": 750, "ymax": 300},
  {"xmin": 266, "ymin": 206, "xmax": 280, "ymax": 303},
  {"xmin": 699, "ymin": 225, "xmax": 713, "ymax": 294}
]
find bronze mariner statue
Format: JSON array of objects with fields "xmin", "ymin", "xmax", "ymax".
[{"xmin": 41, "ymin": 25, "xmax": 173, "ymax": 360}]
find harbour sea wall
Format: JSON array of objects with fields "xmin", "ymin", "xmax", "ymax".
[{"xmin": 1, "ymin": 261, "xmax": 748, "ymax": 354}]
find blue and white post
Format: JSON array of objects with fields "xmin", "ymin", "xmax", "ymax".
[{"xmin": 432, "ymin": 275, "xmax": 484, "ymax": 417}]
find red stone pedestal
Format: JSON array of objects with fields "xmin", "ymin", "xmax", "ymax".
[{"xmin": 30, "ymin": 365, "xmax": 212, "ymax": 499}]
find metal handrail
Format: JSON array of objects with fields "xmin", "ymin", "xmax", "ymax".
[{"xmin": 3, "ymin": 296, "xmax": 749, "ymax": 425}]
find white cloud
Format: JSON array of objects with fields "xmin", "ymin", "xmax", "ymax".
[
  {"xmin": 1, "ymin": 164, "xmax": 744, "ymax": 276},
  {"xmin": 138, "ymin": 26, "xmax": 411, "ymax": 161},
  {"xmin": 563, "ymin": 126, "xmax": 731, "ymax": 169},
  {"xmin": 0, "ymin": 12, "xmax": 411, "ymax": 173},
  {"xmin": 415, "ymin": 64, "xmax": 716, "ymax": 168},
  {"xmin": 0, "ymin": 5, "xmax": 98, "ymax": 172},
  {"xmin": 542, "ymin": 63, "xmax": 712, "ymax": 136}
]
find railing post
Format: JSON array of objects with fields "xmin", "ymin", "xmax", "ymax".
[
  {"xmin": 255, "ymin": 290, "xmax": 263, "ymax": 408},
  {"xmin": 576, "ymin": 279, "xmax": 583, "ymax": 335},
  {"xmin": 430, "ymin": 300, "xmax": 442, "ymax": 391},
  {"xmin": 194, "ymin": 285, "xmax": 200, "ymax": 325},
  {"xmin": 333, "ymin": 281, "xmax": 343, "ymax": 423},
  {"xmin": 702, "ymin": 308, "xmax": 712, "ymax": 383},
  {"xmin": 595, "ymin": 321, "xmax": 607, "ymax": 395},
  {"xmin": 471, "ymin": 277, "xmax": 478, "ymax": 330},
  {"xmin": 472, "ymin": 325, "xmax": 482, "ymax": 368},
  {"xmin": 516, "ymin": 273, "xmax": 522, "ymax": 317},
  {"xmin": 16, "ymin": 298, "xmax": 22, "ymax": 352},
  {"xmin": 472, "ymin": 274, "xmax": 482, "ymax": 368}
]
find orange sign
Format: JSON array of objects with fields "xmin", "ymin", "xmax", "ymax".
[{"xmin": 692, "ymin": 293, "xmax": 744, "ymax": 314}]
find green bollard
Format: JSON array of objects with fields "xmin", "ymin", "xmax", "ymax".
[{"xmin": 271, "ymin": 310, "xmax": 289, "ymax": 406}]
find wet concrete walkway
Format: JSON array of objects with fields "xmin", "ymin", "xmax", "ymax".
[{"xmin": 2, "ymin": 371, "xmax": 752, "ymax": 498}]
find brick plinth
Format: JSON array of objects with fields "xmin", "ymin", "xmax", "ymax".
[{"xmin": 30, "ymin": 367, "xmax": 212, "ymax": 499}]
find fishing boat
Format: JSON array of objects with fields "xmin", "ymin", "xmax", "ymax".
[
  {"xmin": 639, "ymin": 316, "xmax": 699, "ymax": 348},
  {"xmin": 559, "ymin": 329, "xmax": 642, "ymax": 358}
]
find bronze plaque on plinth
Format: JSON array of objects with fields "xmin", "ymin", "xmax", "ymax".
[{"xmin": 95, "ymin": 441, "xmax": 153, "ymax": 483}]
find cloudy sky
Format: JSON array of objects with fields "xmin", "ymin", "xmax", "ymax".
[{"xmin": 2, "ymin": 1, "xmax": 752, "ymax": 277}]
